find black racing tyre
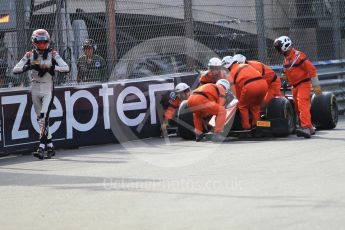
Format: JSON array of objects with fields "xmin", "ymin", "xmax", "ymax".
[
  {"xmin": 177, "ymin": 100, "xmax": 195, "ymax": 140},
  {"xmin": 266, "ymin": 97, "xmax": 295, "ymax": 137},
  {"xmin": 311, "ymin": 92, "xmax": 338, "ymax": 129}
]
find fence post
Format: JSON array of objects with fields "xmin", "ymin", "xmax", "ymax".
[
  {"xmin": 53, "ymin": 0, "xmax": 64, "ymax": 55},
  {"xmin": 15, "ymin": 0, "xmax": 28, "ymax": 57},
  {"xmin": 105, "ymin": 0, "xmax": 117, "ymax": 77},
  {"xmin": 255, "ymin": 0, "xmax": 267, "ymax": 63},
  {"xmin": 15, "ymin": 0, "xmax": 31, "ymax": 86},
  {"xmin": 184, "ymin": 0, "xmax": 194, "ymax": 71},
  {"xmin": 331, "ymin": 0, "xmax": 341, "ymax": 59}
]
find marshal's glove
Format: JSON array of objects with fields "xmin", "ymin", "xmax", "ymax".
[
  {"xmin": 161, "ymin": 120, "xmax": 169, "ymax": 137},
  {"xmin": 161, "ymin": 120, "xmax": 169, "ymax": 133},
  {"xmin": 313, "ymin": 85, "xmax": 322, "ymax": 96}
]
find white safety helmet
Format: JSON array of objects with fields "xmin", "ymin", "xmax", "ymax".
[
  {"xmin": 208, "ymin": 57, "xmax": 223, "ymax": 67},
  {"xmin": 274, "ymin": 36, "xmax": 292, "ymax": 53},
  {"xmin": 221, "ymin": 56, "xmax": 233, "ymax": 69},
  {"xmin": 221, "ymin": 55, "xmax": 237, "ymax": 69},
  {"xmin": 175, "ymin": 82, "xmax": 190, "ymax": 93},
  {"xmin": 232, "ymin": 54, "xmax": 246, "ymax": 64},
  {"xmin": 216, "ymin": 79, "xmax": 230, "ymax": 92}
]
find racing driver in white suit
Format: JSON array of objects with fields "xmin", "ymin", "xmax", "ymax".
[{"xmin": 13, "ymin": 29, "xmax": 69, "ymax": 159}]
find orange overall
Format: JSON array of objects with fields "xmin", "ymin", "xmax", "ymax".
[
  {"xmin": 283, "ymin": 48, "xmax": 317, "ymax": 129},
  {"xmin": 163, "ymin": 97, "xmax": 182, "ymax": 122},
  {"xmin": 187, "ymin": 84, "xmax": 226, "ymax": 134},
  {"xmin": 199, "ymin": 70, "xmax": 226, "ymax": 85},
  {"xmin": 247, "ymin": 60, "xmax": 282, "ymax": 103},
  {"xmin": 228, "ymin": 63, "xmax": 268, "ymax": 129}
]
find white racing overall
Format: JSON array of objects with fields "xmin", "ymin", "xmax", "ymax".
[{"xmin": 13, "ymin": 49, "xmax": 69, "ymax": 146}]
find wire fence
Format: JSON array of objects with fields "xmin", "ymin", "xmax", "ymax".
[{"xmin": 0, "ymin": 0, "xmax": 344, "ymax": 88}]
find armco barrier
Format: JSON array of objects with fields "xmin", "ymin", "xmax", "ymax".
[
  {"xmin": 272, "ymin": 59, "xmax": 345, "ymax": 114},
  {"xmin": 314, "ymin": 60, "xmax": 345, "ymax": 114}
]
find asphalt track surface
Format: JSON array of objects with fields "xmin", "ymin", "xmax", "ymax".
[{"xmin": 0, "ymin": 116, "xmax": 344, "ymax": 230}]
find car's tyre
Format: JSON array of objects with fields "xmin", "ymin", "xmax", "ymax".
[
  {"xmin": 177, "ymin": 100, "xmax": 195, "ymax": 140},
  {"xmin": 266, "ymin": 97, "xmax": 295, "ymax": 137},
  {"xmin": 311, "ymin": 92, "xmax": 338, "ymax": 129}
]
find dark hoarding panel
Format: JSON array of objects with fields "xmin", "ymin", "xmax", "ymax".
[{"xmin": 0, "ymin": 75, "xmax": 186, "ymax": 155}]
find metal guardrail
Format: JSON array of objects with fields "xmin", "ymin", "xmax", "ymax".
[
  {"xmin": 272, "ymin": 59, "xmax": 345, "ymax": 114},
  {"xmin": 2, "ymin": 58, "xmax": 345, "ymax": 113},
  {"xmin": 311, "ymin": 60, "xmax": 345, "ymax": 114}
]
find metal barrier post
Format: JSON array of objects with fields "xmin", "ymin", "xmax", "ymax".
[
  {"xmin": 332, "ymin": 0, "xmax": 342, "ymax": 59},
  {"xmin": 255, "ymin": 0, "xmax": 267, "ymax": 63}
]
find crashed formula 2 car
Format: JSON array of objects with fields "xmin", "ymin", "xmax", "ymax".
[{"xmin": 176, "ymin": 91, "xmax": 338, "ymax": 140}]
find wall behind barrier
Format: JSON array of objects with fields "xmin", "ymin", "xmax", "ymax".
[{"xmin": 0, "ymin": 73, "xmax": 198, "ymax": 156}]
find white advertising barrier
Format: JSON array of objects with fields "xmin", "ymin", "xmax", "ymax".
[{"xmin": 0, "ymin": 73, "xmax": 198, "ymax": 155}]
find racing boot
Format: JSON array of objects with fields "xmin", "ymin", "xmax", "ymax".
[
  {"xmin": 310, "ymin": 127, "xmax": 316, "ymax": 135},
  {"xmin": 211, "ymin": 133, "xmax": 226, "ymax": 142},
  {"xmin": 33, "ymin": 147, "xmax": 45, "ymax": 160},
  {"xmin": 195, "ymin": 133, "xmax": 206, "ymax": 142},
  {"xmin": 296, "ymin": 127, "xmax": 311, "ymax": 138},
  {"xmin": 46, "ymin": 146, "xmax": 56, "ymax": 159}
]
